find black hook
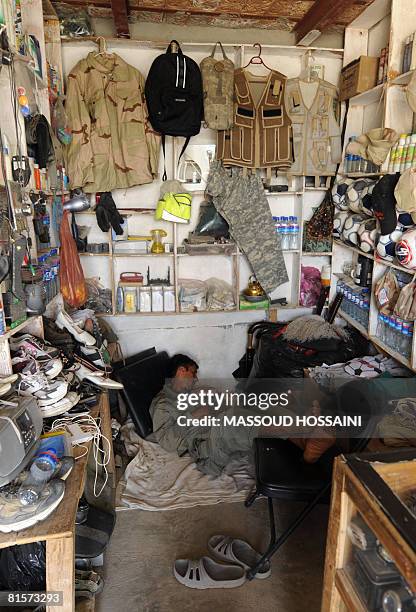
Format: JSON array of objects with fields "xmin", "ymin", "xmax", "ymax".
[{"xmin": 253, "ymin": 43, "xmax": 262, "ymax": 57}]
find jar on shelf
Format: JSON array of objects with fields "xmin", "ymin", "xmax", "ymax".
[
  {"xmin": 139, "ymin": 287, "xmax": 151, "ymax": 312},
  {"xmin": 151, "ymin": 285, "xmax": 164, "ymax": 312},
  {"xmin": 163, "ymin": 286, "xmax": 175, "ymax": 312}
]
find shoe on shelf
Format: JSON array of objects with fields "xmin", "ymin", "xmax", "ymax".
[
  {"xmin": 0, "ymin": 374, "xmax": 18, "ymax": 385},
  {"xmin": 56, "ymin": 311, "xmax": 96, "ymax": 347},
  {"xmin": 35, "ymin": 379, "xmax": 69, "ymax": 406},
  {"xmin": 75, "ymin": 364, "xmax": 123, "ymax": 390},
  {"xmin": 10, "ymin": 335, "xmax": 60, "ymax": 362},
  {"xmin": 0, "ymin": 383, "xmax": 11, "ymax": 397},
  {"xmin": 16, "ymin": 371, "xmax": 49, "ymax": 397},
  {"xmin": 77, "ymin": 346, "xmax": 112, "ymax": 373},
  {"xmin": 20, "ymin": 357, "xmax": 64, "ymax": 381},
  {"xmin": 40, "ymin": 391, "xmax": 80, "ymax": 417},
  {"xmin": 0, "ymin": 479, "xmax": 65, "ymax": 533}
]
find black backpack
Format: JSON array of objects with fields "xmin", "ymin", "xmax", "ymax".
[{"xmin": 145, "ymin": 40, "xmax": 203, "ymax": 179}]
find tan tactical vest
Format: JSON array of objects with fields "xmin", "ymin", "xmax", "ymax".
[
  {"xmin": 216, "ymin": 68, "xmax": 293, "ymax": 170},
  {"xmin": 285, "ymin": 78, "xmax": 341, "ymax": 176}
]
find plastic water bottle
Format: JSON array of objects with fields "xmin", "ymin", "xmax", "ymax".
[
  {"xmin": 377, "ymin": 313, "xmax": 384, "ymax": 339},
  {"xmin": 395, "ymin": 317, "xmax": 403, "ymax": 351},
  {"xmin": 19, "ymin": 449, "xmax": 58, "ymax": 506},
  {"xmin": 281, "ymin": 217, "xmax": 290, "ymax": 250},
  {"xmin": 291, "ymin": 217, "xmax": 299, "ymax": 250}
]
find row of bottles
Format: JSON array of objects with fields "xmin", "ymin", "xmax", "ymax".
[
  {"xmin": 344, "ymin": 136, "xmax": 380, "ymax": 174},
  {"xmin": 273, "ymin": 216, "xmax": 300, "ymax": 251},
  {"xmin": 336, "ymin": 280, "xmax": 370, "ymax": 328},
  {"xmin": 388, "ymin": 133, "xmax": 416, "ymax": 173},
  {"xmin": 376, "ymin": 314, "xmax": 414, "ymax": 359}
]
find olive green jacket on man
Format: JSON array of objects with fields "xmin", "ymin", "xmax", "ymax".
[{"xmin": 65, "ymin": 52, "xmax": 160, "ymax": 193}]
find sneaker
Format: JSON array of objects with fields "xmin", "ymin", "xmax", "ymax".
[
  {"xmin": 21, "ymin": 357, "xmax": 63, "ymax": 380},
  {"xmin": 17, "ymin": 371, "xmax": 49, "ymax": 396},
  {"xmin": 56, "ymin": 311, "xmax": 96, "ymax": 346},
  {"xmin": 0, "ymin": 374, "xmax": 18, "ymax": 385},
  {"xmin": 41, "ymin": 391, "xmax": 80, "ymax": 417},
  {"xmin": 75, "ymin": 364, "xmax": 123, "ymax": 390},
  {"xmin": 77, "ymin": 346, "xmax": 112, "ymax": 372},
  {"xmin": 36, "ymin": 379, "xmax": 69, "ymax": 406},
  {"xmin": 0, "ymin": 383, "xmax": 11, "ymax": 397},
  {"xmin": 10, "ymin": 335, "xmax": 59, "ymax": 361},
  {"xmin": 0, "ymin": 479, "xmax": 65, "ymax": 533}
]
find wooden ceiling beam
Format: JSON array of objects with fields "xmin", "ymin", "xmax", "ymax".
[
  {"xmin": 110, "ymin": 0, "xmax": 130, "ymax": 37},
  {"xmin": 293, "ymin": 0, "xmax": 356, "ymax": 43}
]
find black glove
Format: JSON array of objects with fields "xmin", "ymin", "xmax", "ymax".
[
  {"xmin": 95, "ymin": 201, "xmax": 111, "ymax": 232},
  {"xmin": 99, "ymin": 192, "xmax": 124, "ymax": 235}
]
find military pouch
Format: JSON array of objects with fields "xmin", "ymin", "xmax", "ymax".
[{"xmin": 200, "ymin": 42, "xmax": 234, "ymax": 131}]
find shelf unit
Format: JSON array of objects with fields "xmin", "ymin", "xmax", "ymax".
[
  {"xmin": 322, "ymin": 451, "xmax": 416, "ymax": 611},
  {"xmin": 0, "ymin": 315, "xmax": 44, "ymax": 376},
  {"xmin": 331, "ymin": 239, "xmax": 416, "ymax": 371}
]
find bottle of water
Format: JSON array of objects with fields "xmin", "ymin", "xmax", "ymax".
[
  {"xmin": 19, "ymin": 449, "xmax": 59, "ymax": 505},
  {"xmin": 280, "ymin": 217, "xmax": 289, "ymax": 250},
  {"xmin": 290, "ymin": 216, "xmax": 299, "ymax": 250},
  {"xmin": 395, "ymin": 317, "xmax": 403, "ymax": 352},
  {"xmin": 401, "ymin": 321, "xmax": 412, "ymax": 359},
  {"xmin": 377, "ymin": 313, "xmax": 384, "ymax": 340},
  {"xmin": 287, "ymin": 216, "xmax": 294, "ymax": 250}
]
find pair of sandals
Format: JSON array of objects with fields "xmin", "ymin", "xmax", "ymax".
[{"xmin": 174, "ymin": 535, "xmax": 271, "ymax": 590}]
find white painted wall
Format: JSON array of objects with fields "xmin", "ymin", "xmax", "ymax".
[{"xmin": 61, "ymin": 40, "xmax": 342, "ymax": 377}]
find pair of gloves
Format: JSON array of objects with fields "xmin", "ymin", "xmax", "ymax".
[{"xmin": 95, "ymin": 192, "xmax": 124, "ymax": 235}]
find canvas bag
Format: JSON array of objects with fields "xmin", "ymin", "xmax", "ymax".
[
  {"xmin": 200, "ymin": 42, "xmax": 234, "ymax": 130},
  {"xmin": 394, "ymin": 277, "xmax": 416, "ymax": 320}
]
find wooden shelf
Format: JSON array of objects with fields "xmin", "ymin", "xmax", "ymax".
[
  {"xmin": 334, "ymin": 570, "xmax": 367, "ymax": 612},
  {"xmin": 333, "ymin": 239, "xmax": 374, "ymax": 260},
  {"xmin": 0, "ymin": 315, "xmax": 43, "ymax": 341},
  {"xmin": 338, "ymin": 310, "xmax": 369, "ymax": 338},
  {"xmin": 349, "ymin": 82, "xmax": 385, "ymax": 106},
  {"xmin": 302, "ymin": 251, "xmax": 332, "ymax": 256},
  {"xmin": 391, "ymin": 69, "xmax": 414, "ymax": 85}
]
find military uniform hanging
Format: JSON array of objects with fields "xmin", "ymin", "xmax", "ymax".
[{"xmin": 200, "ymin": 42, "xmax": 234, "ymax": 131}]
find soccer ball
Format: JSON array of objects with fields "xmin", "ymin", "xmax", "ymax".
[
  {"xmin": 333, "ymin": 210, "xmax": 350, "ymax": 238},
  {"xmin": 396, "ymin": 227, "xmax": 416, "ymax": 269},
  {"xmin": 342, "ymin": 213, "xmax": 365, "ymax": 245},
  {"xmin": 358, "ymin": 218, "xmax": 378, "ymax": 253},
  {"xmin": 397, "ymin": 211, "xmax": 415, "ymax": 229},
  {"xmin": 376, "ymin": 225, "xmax": 404, "ymax": 261},
  {"xmin": 344, "ymin": 356, "xmax": 385, "ymax": 378},
  {"xmin": 346, "ymin": 178, "xmax": 377, "ymax": 215},
  {"xmin": 332, "ymin": 177, "xmax": 354, "ymax": 211},
  {"xmin": 361, "ymin": 182, "xmax": 376, "ymax": 216}
]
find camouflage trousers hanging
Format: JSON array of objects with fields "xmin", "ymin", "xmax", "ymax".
[{"xmin": 206, "ymin": 161, "xmax": 288, "ymax": 295}]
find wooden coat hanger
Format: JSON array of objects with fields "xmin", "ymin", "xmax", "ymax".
[{"xmin": 242, "ymin": 43, "xmax": 273, "ymax": 72}]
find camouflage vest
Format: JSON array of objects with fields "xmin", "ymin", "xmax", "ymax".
[{"xmin": 200, "ymin": 42, "xmax": 234, "ymax": 131}]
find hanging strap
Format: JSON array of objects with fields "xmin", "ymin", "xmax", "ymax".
[
  {"xmin": 162, "ymin": 135, "xmax": 191, "ymax": 181},
  {"xmin": 210, "ymin": 41, "xmax": 228, "ymax": 60},
  {"xmin": 330, "ymin": 98, "xmax": 350, "ymax": 190},
  {"xmin": 177, "ymin": 136, "xmax": 191, "ymax": 166},
  {"xmin": 166, "ymin": 40, "xmax": 182, "ymax": 55}
]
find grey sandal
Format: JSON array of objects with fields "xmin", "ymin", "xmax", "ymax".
[
  {"xmin": 208, "ymin": 535, "xmax": 271, "ymax": 579},
  {"xmin": 174, "ymin": 556, "xmax": 246, "ymax": 589}
]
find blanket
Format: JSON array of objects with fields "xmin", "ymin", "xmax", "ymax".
[{"xmin": 117, "ymin": 421, "xmax": 254, "ymax": 511}]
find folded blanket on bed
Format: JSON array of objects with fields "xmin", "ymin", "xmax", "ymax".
[{"xmin": 117, "ymin": 421, "xmax": 254, "ymax": 512}]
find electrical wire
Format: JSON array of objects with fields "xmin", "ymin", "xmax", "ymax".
[{"xmin": 45, "ymin": 413, "xmax": 111, "ymax": 497}]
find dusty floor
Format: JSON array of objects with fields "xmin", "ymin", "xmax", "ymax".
[{"xmin": 95, "ymin": 498, "xmax": 329, "ymax": 612}]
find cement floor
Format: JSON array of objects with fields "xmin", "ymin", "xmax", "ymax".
[{"xmin": 95, "ymin": 499, "xmax": 328, "ymax": 612}]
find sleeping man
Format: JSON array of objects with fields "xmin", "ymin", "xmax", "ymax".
[{"xmin": 149, "ymin": 354, "xmax": 335, "ymax": 476}]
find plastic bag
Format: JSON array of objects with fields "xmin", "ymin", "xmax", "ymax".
[
  {"xmin": 59, "ymin": 210, "xmax": 87, "ymax": 307},
  {"xmin": 55, "ymin": 3, "xmax": 94, "ymax": 37},
  {"xmin": 0, "ymin": 543, "xmax": 45, "ymax": 591},
  {"xmin": 179, "ymin": 279, "xmax": 207, "ymax": 312},
  {"xmin": 394, "ymin": 278, "xmax": 416, "ymax": 320},
  {"xmin": 375, "ymin": 269, "xmax": 400, "ymax": 314},
  {"xmin": 193, "ymin": 199, "xmax": 229, "ymax": 238},
  {"xmin": 300, "ymin": 266, "xmax": 321, "ymax": 307},
  {"xmin": 206, "ymin": 278, "xmax": 235, "ymax": 311}
]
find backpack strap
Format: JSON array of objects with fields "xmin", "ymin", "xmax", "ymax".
[
  {"xmin": 161, "ymin": 134, "xmax": 167, "ymax": 182},
  {"xmin": 210, "ymin": 42, "xmax": 228, "ymax": 60},
  {"xmin": 178, "ymin": 136, "xmax": 191, "ymax": 165},
  {"xmin": 166, "ymin": 40, "xmax": 182, "ymax": 55}
]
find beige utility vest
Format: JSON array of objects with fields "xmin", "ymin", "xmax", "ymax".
[
  {"xmin": 216, "ymin": 68, "xmax": 293, "ymax": 170},
  {"xmin": 285, "ymin": 78, "xmax": 342, "ymax": 176}
]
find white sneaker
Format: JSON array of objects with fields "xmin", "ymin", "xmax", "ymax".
[
  {"xmin": 0, "ymin": 374, "xmax": 18, "ymax": 385},
  {"xmin": 21, "ymin": 357, "xmax": 63, "ymax": 380},
  {"xmin": 35, "ymin": 379, "xmax": 68, "ymax": 405},
  {"xmin": 0, "ymin": 383, "xmax": 11, "ymax": 397},
  {"xmin": 56, "ymin": 311, "xmax": 96, "ymax": 346},
  {"xmin": 0, "ymin": 480, "xmax": 65, "ymax": 533},
  {"xmin": 41, "ymin": 392, "xmax": 80, "ymax": 417},
  {"xmin": 17, "ymin": 371, "xmax": 48, "ymax": 396},
  {"xmin": 10, "ymin": 335, "xmax": 60, "ymax": 361},
  {"xmin": 75, "ymin": 364, "xmax": 123, "ymax": 389}
]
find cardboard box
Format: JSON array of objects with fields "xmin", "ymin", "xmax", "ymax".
[{"xmin": 340, "ymin": 56, "xmax": 379, "ymax": 101}]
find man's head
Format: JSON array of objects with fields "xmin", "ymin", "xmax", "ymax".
[{"xmin": 168, "ymin": 354, "xmax": 199, "ymax": 391}]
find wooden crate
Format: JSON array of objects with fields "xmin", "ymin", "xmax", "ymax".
[{"xmin": 322, "ymin": 449, "xmax": 416, "ymax": 611}]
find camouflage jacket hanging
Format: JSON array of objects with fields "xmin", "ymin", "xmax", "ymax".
[
  {"xmin": 216, "ymin": 68, "xmax": 293, "ymax": 170},
  {"xmin": 65, "ymin": 53, "xmax": 160, "ymax": 193}
]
